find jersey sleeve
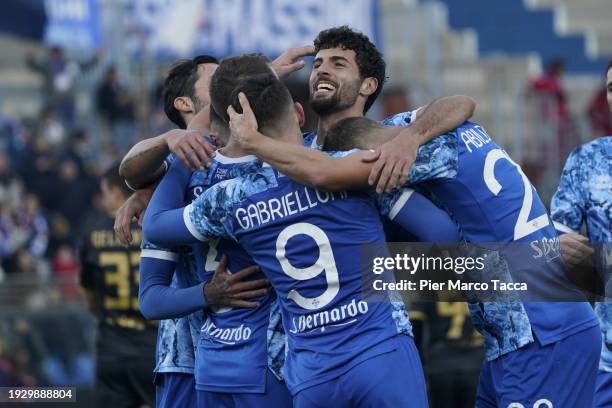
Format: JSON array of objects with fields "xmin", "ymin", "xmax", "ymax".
[
  {"xmin": 380, "ymin": 110, "xmax": 418, "ymax": 126},
  {"xmin": 407, "ymin": 133, "xmax": 458, "ymax": 184},
  {"xmin": 550, "ymin": 147, "xmax": 586, "ymax": 233},
  {"xmin": 185, "ymin": 180, "xmax": 238, "ymax": 241},
  {"xmin": 376, "ymin": 188, "xmax": 460, "ymax": 242},
  {"xmin": 381, "ymin": 110, "xmax": 459, "ymax": 183},
  {"xmin": 138, "ymin": 238, "xmax": 207, "ymax": 320},
  {"xmin": 143, "ymin": 159, "xmax": 203, "ymax": 246}
]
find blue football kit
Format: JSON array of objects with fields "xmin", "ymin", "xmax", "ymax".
[
  {"xmin": 381, "ymin": 112, "xmax": 600, "ymax": 407},
  {"xmin": 139, "ymin": 239, "xmax": 200, "ymax": 408},
  {"xmin": 141, "ymin": 152, "xmax": 291, "ymax": 408},
  {"xmin": 143, "ymin": 152, "xmax": 431, "ymax": 407},
  {"xmin": 551, "ymin": 136, "xmax": 612, "ymax": 408}
]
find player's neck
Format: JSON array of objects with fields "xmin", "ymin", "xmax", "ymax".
[
  {"xmin": 219, "ymin": 138, "xmax": 250, "ymax": 158},
  {"xmin": 315, "ymin": 106, "xmax": 364, "ymax": 145}
]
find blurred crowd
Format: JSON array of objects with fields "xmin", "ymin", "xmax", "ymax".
[{"xmin": 0, "ymin": 46, "xmax": 153, "ymax": 388}]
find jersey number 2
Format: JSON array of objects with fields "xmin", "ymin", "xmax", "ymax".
[{"xmin": 483, "ymin": 149, "xmax": 550, "ymax": 240}]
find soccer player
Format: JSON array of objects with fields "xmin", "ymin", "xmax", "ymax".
[
  {"xmin": 551, "ymin": 60, "xmax": 612, "ymax": 408},
  {"xmin": 130, "ymin": 55, "xmax": 274, "ymax": 408},
  {"xmin": 144, "ymin": 53, "xmax": 461, "ymax": 408},
  {"xmin": 228, "ymin": 95, "xmax": 601, "ymax": 406},
  {"xmin": 143, "ymin": 70, "xmax": 434, "ymax": 408},
  {"xmin": 80, "ymin": 164, "xmax": 156, "ymax": 408}
]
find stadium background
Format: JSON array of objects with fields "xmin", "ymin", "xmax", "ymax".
[{"xmin": 0, "ymin": 0, "xmax": 610, "ymax": 405}]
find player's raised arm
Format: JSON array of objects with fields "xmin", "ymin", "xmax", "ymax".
[
  {"xmin": 119, "ymin": 127, "xmax": 215, "ymax": 190},
  {"xmin": 367, "ymin": 95, "xmax": 475, "ymax": 193},
  {"xmin": 228, "ymin": 92, "xmax": 375, "ymax": 191},
  {"xmin": 270, "ymin": 45, "xmax": 316, "ymax": 77}
]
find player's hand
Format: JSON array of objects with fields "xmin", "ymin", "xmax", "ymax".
[
  {"xmin": 363, "ymin": 129, "xmax": 421, "ymax": 193},
  {"xmin": 560, "ymin": 233, "xmax": 594, "ymax": 267},
  {"xmin": 204, "ymin": 255, "xmax": 268, "ymax": 308},
  {"xmin": 114, "ymin": 188, "xmax": 153, "ymax": 246},
  {"xmin": 227, "ymin": 92, "xmax": 262, "ymax": 152},
  {"xmin": 165, "ymin": 129, "xmax": 215, "ymax": 171},
  {"xmin": 271, "ymin": 45, "xmax": 315, "ymax": 77}
]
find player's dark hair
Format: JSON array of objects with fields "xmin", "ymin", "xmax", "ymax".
[
  {"xmin": 323, "ymin": 116, "xmax": 384, "ymax": 151},
  {"xmin": 163, "ymin": 55, "xmax": 219, "ymax": 129},
  {"xmin": 228, "ymin": 73, "xmax": 294, "ymax": 134},
  {"xmin": 102, "ymin": 163, "xmax": 132, "ymax": 197},
  {"xmin": 210, "ymin": 54, "xmax": 273, "ymax": 124},
  {"xmin": 606, "ymin": 60, "xmax": 612, "ymax": 77},
  {"xmin": 314, "ymin": 26, "xmax": 386, "ymax": 113}
]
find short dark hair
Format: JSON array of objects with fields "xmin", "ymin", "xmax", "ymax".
[
  {"xmin": 314, "ymin": 26, "xmax": 386, "ymax": 113},
  {"xmin": 606, "ymin": 60, "xmax": 612, "ymax": 77},
  {"xmin": 163, "ymin": 55, "xmax": 219, "ymax": 129},
  {"xmin": 210, "ymin": 54, "xmax": 273, "ymax": 124},
  {"xmin": 323, "ymin": 116, "xmax": 384, "ymax": 151},
  {"xmin": 228, "ymin": 73, "xmax": 294, "ymax": 134},
  {"xmin": 102, "ymin": 163, "xmax": 131, "ymax": 197}
]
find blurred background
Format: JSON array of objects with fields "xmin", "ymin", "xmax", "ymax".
[{"xmin": 0, "ymin": 0, "xmax": 610, "ymax": 404}]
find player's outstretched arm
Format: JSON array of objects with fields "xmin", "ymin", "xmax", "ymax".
[
  {"xmin": 383, "ymin": 189, "xmax": 461, "ymax": 242},
  {"xmin": 142, "ymin": 159, "xmax": 199, "ymax": 246},
  {"xmin": 139, "ymin": 253, "xmax": 267, "ymax": 319},
  {"xmin": 367, "ymin": 95, "xmax": 476, "ymax": 193},
  {"xmin": 228, "ymin": 92, "xmax": 373, "ymax": 191},
  {"xmin": 119, "ymin": 128, "xmax": 215, "ymax": 189}
]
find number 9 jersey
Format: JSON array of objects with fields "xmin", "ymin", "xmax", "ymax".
[{"xmin": 183, "ymin": 163, "xmax": 414, "ymax": 396}]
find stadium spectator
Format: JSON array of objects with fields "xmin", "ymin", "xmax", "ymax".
[
  {"xmin": 96, "ymin": 66, "xmax": 136, "ymax": 153},
  {"xmin": 587, "ymin": 86, "xmax": 612, "ymax": 138},
  {"xmin": 25, "ymin": 46, "xmax": 98, "ymax": 125},
  {"xmin": 528, "ymin": 59, "xmax": 568, "ymax": 121}
]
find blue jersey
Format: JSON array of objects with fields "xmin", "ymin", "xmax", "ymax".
[
  {"xmin": 551, "ymin": 136, "xmax": 612, "ymax": 372},
  {"xmin": 388, "ymin": 113, "xmax": 597, "ymax": 360},
  {"xmin": 176, "ymin": 158, "xmax": 411, "ymax": 395},
  {"xmin": 140, "ymin": 239, "xmax": 201, "ymax": 374},
  {"xmin": 184, "ymin": 153, "xmax": 285, "ymax": 393}
]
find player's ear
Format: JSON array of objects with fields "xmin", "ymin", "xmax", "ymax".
[
  {"xmin": 294, "ymin": 102, "xmax": 305, "ymax": 128},
  {"xmin": 174, "ymin": 96, "xmax": 194, "ymax": 115},
  {"xmin": 359, "ymin": 77, "xmax": 378, "ymax": 97}
]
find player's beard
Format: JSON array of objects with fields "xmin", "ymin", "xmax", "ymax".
[{"xmin": 310, "ymin": 77, "xmax": 361, "ymax": 116}]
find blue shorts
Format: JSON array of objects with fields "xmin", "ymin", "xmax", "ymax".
[
  {"xmin": 476, "ymin": 324, "xmax": 601, "ymax": 408},
  {"xmin": 294, "ymin": 335, "xmax": 427, "ymax": 408},
  {"xmin": 155, "ymin": 372, "xmax": 196, "ymax": 408},
  {"xmin": 197, "ymin": 368, "xmax": 292, "ymax": 408},
  {"xmin": 594, "ymin": 369, "xmax": 612, "ymax": 408}
]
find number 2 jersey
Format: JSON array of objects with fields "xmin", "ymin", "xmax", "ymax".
[{"xmin": 383, "ymin": 113, "xmax": 598, "ymax": 361}]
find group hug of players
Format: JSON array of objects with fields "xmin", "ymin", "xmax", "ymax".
[{"xmin": 79, "ymin": 25, "xmax": 612, "ymax": 408}]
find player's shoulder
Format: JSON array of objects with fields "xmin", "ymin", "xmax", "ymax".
[
  {"xmin": 572, "ymin": 136, "xmax": 612, "ymax": 159},
  {"xmin": 204, "ymin": 166, "xmax": 278, "ymax": 204},
  {"xmin": 380, "ymin": 110, "xmax": 417, "ymax": 127}
]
